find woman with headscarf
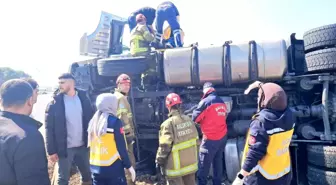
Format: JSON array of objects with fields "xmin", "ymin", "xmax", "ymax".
[
  {"xmin": 232, "ymin": 81, "xmax": 294, "ymax": 185},
  {"xmin": 87, "ymin": 93, "xmax": 136, "ymax": 185}
]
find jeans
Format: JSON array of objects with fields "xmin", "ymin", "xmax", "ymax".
[
  {"xmin": 197, "ymin": 135, "xmax": 228, "ymax": 185},
  {"xmin": 57, "ymin": 146, "xmax": 91, "ymax": 185}
]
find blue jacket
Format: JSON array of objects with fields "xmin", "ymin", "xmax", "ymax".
[
  {"xmin": 90, "ymin": 115, "xmax": 131, "ymax": 177},
  {"xmin": 157, "ymin": 1, "xmax": 180, "ymax": 16},
  {"xmin": 243, "ymin": 108, "xmax": 294, "ymax": 185},
  {"xmin": 0, "ymin": 111, "xmax": 50, "ymax": 185}
]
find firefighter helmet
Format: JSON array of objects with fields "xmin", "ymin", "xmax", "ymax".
[
  {"xmin": 165, "ymin": 93, "xmax": 182, "ymax": 110},
  {"xmin": 258, "ymin": 82, "xmax": 287, "ymax": 111},
  {"xmin": 116, "ymin": 74, "xmax": 131, "ymax": 84},
  {"xmin": 136, "ymin": 13, "xmax": 146, "ymax": 23}
]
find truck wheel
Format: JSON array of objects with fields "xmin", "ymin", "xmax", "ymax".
[
  {"xmin": 307, "ymin": 144, "xmax": 336, "ymax": 169},
  {"xmin": 97, "ymin": 56, "xmax": 149, "ymax": 77},
  {"xmin": 307, "ymin": 165, "xmax": 336, "ymax": 185},
  {"xmin": 305, "ymin": 48, "xmax": 336, "ymax": 72},
  {"xmin": 303, "ymin": 23, "xmax": 336, "ymax": 53},
  {"xmin": 224, "ymin": 137, "xmax": 246, "ymax": 182}
]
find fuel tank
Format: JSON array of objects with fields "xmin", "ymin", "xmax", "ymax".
[{"xmin": 163, "ymin": 40, "xmax": 288, "ymax": 86}]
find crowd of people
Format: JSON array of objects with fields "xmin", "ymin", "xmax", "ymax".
[{"xmin": 0, "ymin": 70, "xmax": 294, "ymax": 185}]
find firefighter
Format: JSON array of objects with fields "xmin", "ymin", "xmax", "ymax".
[
  {"xmin": 128, "ymin": 6, "xmax": 156, "ymax": 33},
  {"xmin": 232, "ymin": 81, "xmax": 294, "ymax": 185},
  {"xmin": 130, "ymin": 13, "xmax": 155, "ymax": 57},
  {"xmin": 156, "ymin": 93, "xmax": 199, "ymax": 185},
  {"xmin": 113, "ymin": 74, "xmax": 137, "ymax": 185},
  {"xmin": 192, "ymin": 82, "xmax": 229, "ymax": 185},
  {"xmin": 154, "ymin": 1, "xmax": 183, "ymax": 47},
  {"xmin": 88, "ymin": 93, "xmax": 136, "ymax": 185}
]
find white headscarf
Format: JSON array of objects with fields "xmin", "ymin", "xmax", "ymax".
[{"xmin": 87, "ymin": 93, "xmax": 118, "ymax": 147}]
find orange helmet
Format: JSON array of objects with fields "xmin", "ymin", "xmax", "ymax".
[
  {"xmin": 136, "ymin": 13, "xmax": 146, "ymax": 23},
  {"xmin": 116, "ymin": 74, "xmax": 131, "ymax": 84},
  {"xmin": 165, "ymin": 93, "xmax": 182, "ymax": 110}
]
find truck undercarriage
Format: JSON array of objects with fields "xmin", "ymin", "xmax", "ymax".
[{"xmin": 71, "ymin": 11, "xmax": 336, "ymax": 185}]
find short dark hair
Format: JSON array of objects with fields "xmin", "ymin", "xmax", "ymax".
[
  {"xmin": 58, "ymin": 73, "xmax": 75, "ymax": 80},
  {"xmin": 0, "ymin": 79, "xmax": 33, "ymax": 107},
  {"xmin": 22, "ymin": 78, "xmax": 39, "ymax": 90}
]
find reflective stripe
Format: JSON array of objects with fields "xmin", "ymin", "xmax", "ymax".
[
  {"xmin": 166, "ymin": 137, "xmax": 198, "ymax": 177},
  {"xmin": 124, "ymin": 124, "xmax": 131, "ymax": 130},
  {"xmin": 90, "ymin": 152, "xmax": 120, "ymax": 166},
  {"xmin": 250, "ymin": 164, "xmax": 291, "ymax": 180},
  {"xmin": 106, "ymin": 128, "xmax": 114, "ymax": 132},
  {"xmin": 117, "ymin": 108, "xmax": 129, "ymax": 114},
  {"xmin": 267, "ymin": 123, "xmax": 295, "ymax": 135}
]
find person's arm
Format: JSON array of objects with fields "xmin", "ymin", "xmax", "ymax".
[
  {"xmin": 139, "ymin": 25, "xmax": 155, "ymax": 42},
  {"xmin": 14, "ymin": 134, "xmax": 51, "ymax": 185},
  {"xmin": 113, "ymin": 119, "xmax": 131, "ymax": 169},
  {"xmin": 192, "ymin": 99, "xmax": 207, "ymax": 123},
  {"xmin": 45, "ymin": 102, "xmax": 56, "ymax": 155},
  {"xmin": 241, "ymin": 120, "xmax": 269, "ymax": 174},
  {"xmin": 155, "ymin": 121, "xmax": 174, "ymax": 165},
  {"xmin": 117, "ymin": 98, "xmax": 135, "ymax": 142}
]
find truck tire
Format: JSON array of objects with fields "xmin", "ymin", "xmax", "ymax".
[
  {"xmin": 303, "ymin": 23, "xmax": 336, "ymax": 53},
  {"xmin": 307, "ymin": 144, "xmax": 336, "ymax": 169},
  {"xmin": 307, "ymin": 165, "xmax": 336, "ymax": 185},
  {"xmin": 225, "ymin": 137, "xmax": 246, "ymax": 182},
  {"xmin": 97, "ymin": 56, "xmax": 149, "ymax": 77},
  {"xmin": 305, "ymin": 48, "xmax": 336, "ymax": 72}
]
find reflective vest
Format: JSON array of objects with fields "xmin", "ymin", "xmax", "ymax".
[
  {"xmin": 241, "ymin": 121, "xmax": 294, "ymax": 180},
  {"xmin": 130, "ymin": 25, "xmax": 151, "ymax": 56},
  {"xmin": 164, "ymin": 112, "xmax": 199, "ymax": 178},
  {"xmin": 114, "ymin": 90, "xmax": 134, "ymax": 142},
  {"xmin": 90, "ymin": 128, "xmax": 120, "ymax": 166}
]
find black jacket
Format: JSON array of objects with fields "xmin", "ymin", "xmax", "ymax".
[
  {"xmin": 0, "ymin": 111, "xmax": 50, "ymax": 185},
  {"xmin": 45, "ymin": 89, "xmax": 94, "ymax": 157}
]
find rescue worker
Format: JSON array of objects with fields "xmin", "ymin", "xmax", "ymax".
[
  {"xmin": 130, "ymin": 13, "xmax": 155, "ymax": 57},
  {"xmin": 128, "ymin": 6, "xmax": 156, "ymax": 33},
  {"xmin": 113, "ymin": 74, "xmax": 137, "ymax": 185},
  {"xmin": 156, "ymin": 93, "xmax": 199, "ymax": 185},
  {"xmin": 88, "ymin": 93, "xmax": 136, "ymax": 185},
  {"xmin": 192, "ymin": 82, "xmax": 229, "ymax": 185},
  {"xmin": 232, "ymin": 81, "xmax": 294, "ymax": 185},
  {"xmin": 162, "ymin": 21, "xmax": 185, "ymax": 48},
  {"xmin": 155, "ymin": 1, "xmax": 183, "ymax": 47}
]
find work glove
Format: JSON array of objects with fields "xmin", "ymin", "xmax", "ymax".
[
  {"xmin": 127, "ymin": 166, "xmax": 136, "ymax": 182},
  {"xmin": 244, "ymin": 81, "xmax": 263, "ymax": 95},
  {"xmin": 232, "ymin": 173, "xmax": 245, "ymax": 185}
]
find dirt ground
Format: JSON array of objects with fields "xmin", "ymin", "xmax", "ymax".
[{"xmin": 47, "ymin": 159, "xmax": 158, "ymax": 185}]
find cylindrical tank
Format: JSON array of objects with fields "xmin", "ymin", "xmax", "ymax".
[{"xmin": 163, "ymin": 40, "xmax": 288, "ymax": 86}]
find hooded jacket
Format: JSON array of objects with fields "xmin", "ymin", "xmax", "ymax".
[{"xmin": 44, "ymin": 88, "xmax": 94, "ymax": 157}]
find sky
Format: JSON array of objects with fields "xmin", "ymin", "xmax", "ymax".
[{"xmin": 0, "ymin": 0, "xmax": 335, "ymax": 86}]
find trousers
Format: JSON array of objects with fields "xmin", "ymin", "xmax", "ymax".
[
  {"xmin": 125, "ymin": 142, "xmax": 136, "ymax": 185},
  {"xmin": 167, "ymin": 173, "xmax": 196, "ymax": 185}
]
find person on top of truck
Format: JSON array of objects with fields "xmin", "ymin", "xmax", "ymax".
[
  {"xmin": 154, "ymin": 1, "xmax": 183, "ymax": 48},
  {"xmin": 130, "ymin": 14, "xmax": 155, "ymax": 57},
  {"xmin": 128, "ymin": 6, "xmax": 156, "ymax": 33},
  {"xmin": 88, "ymin": 93, "xmax": 136, "ymax": 185},
  {"xmin": 113, "ymin": 74, "xmax": 137, "ymax": 185},
  {"xmin": 156, "ymin": 93, "xmax": 199, "ymax": 185},
  {"xmin": 162, "ymin": 21, "xmax": 185, "ymax": 48},
  {"xmin": 232, "ymin": 81, "xmax": 294, "ymax": 185},
  {"xmin": 192, "ymin": 82, "xmax": 229, "ymax": 185}
]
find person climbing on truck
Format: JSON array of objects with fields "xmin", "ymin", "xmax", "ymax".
[
  {"xmin": 88, "ymin": 93, "xmax": 136, "ymax": 185},
  {"xmin": 130, "ymin": 14, "xmax": 155, "ymax": 57},
  {"xmin": 156, "ymin": 93, "xmax": 199, "ymax": 185},
  {"xmin": 161, "ymin": 21, "xmax": 185, "ymax": 48},
  {"xmin": 232, "ymin": 81, "xmax": 294, "ymax": 185},
  {"xmin": 128, "ymin": 6, "xmax": 156, "ymax": 33},
  {"xmin": 192, "ymin": 82, "xmax": 228, "ymax": 185},
  {"xmin": 154, "ymin": 1, "xmax": 183, "ymax": 47},
  {"xmin": 113, "ymin": 74, "xmax": 137, "ymax": 185}
]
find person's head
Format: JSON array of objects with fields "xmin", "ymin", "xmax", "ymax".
[
  {"xmin": 22, "ymin": 78, "xmax": 39, "ymax": 104},
  {"xmin": 95, "ymin": 93, "xmax": 118, "ymax": 116},
  {"xmin": 58, "ymin": 73, "xmax": 75, "ymax": 94},
  {"xmin": 0, "ymin": 79, "xmax": 35, "ymax": 115},
  {"xmin": 165, "ymin": 93, "xmax": 182, "ymax": 112},
  {"xmin": 136, "ymin": 13, "xmax": 146, "ymax": 24},
  {"xmin": 203, "ymin": 82, "xmax": 215, "ymax": 95},
  {"xmin": 116, "ymin": 74, "xmax": 131, "ymax": 94}
]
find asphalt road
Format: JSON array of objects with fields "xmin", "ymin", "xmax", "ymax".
[{"xmin": 31, "ymin": 93, "xmax": 53, "ymax": 138}]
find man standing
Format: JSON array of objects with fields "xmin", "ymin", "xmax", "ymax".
[
  {"xmin": 23, "ymin": 78, "xmax": 39, "ymax": 104},
  {"xmin": 0, "ymin": 79, "xmax": 50, "ymax": 185},
  {"xmin": 156, "ymin": 93, "xmax": 199, "ymax": 185},
  {"xmin": 192, "ymin": 82, "xmax": 229, "ymax": 185},
  {"xmin": 113, "ymin": 74, "xmax": 137, "ymax": 185},
  {"xmin": 45, "ymin": 73, "xmax": 94, "ymax": 185}
]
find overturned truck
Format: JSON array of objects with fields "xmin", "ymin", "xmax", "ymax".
[{"xmin": 71, "ymin": 11, "xmax": 336, "ymax": 185}]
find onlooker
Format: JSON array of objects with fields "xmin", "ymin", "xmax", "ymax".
[
  {"xmin": 0, "ymin": 79, "xmax": 50, "ymax": 185},
  {"xmin": 45, "ymin": 73, "xmax": 94, "ymax": 185},
  {"xmin": 22, "ymin": 77, "xmax": 39, "ymax": 104}
]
